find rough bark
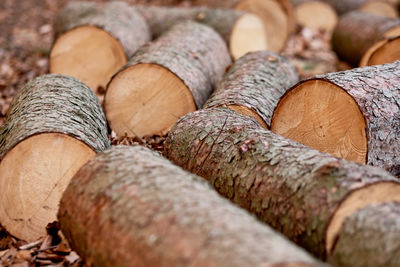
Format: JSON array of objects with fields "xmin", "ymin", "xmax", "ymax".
[
  {"xmin": 53, "ymin": 1, "xmax": 151, "ymax": 58},
  {"xmin": 332, "ymin": 11, "xmax": 400, "ymax": 65},
  {"xmin": 164, "ymin": 107, "xmax": 400, "ymax": 259},
  {"xmin": 135, "ymin": 5, "xmax": 247, "ymax": 44},
  {"xmin": 330, "ymin": 202, "xmax": 400, "ymax": 267},
  {"xmin": 0, "ymin": 74, "xmax": 110, "ymax": 159},
  {"xmin": 59, "ymin": 145, "xmax": 326, "ymax": 267},
  {"xmin": 307, "ymin": 61, "xmax": 400, "ymax": 175},
  {"xmin": 112, "ymin": 21, "xmax": 231, "ymax": 108},
  {"xmin": 203, "ymin": 51, "xmax": 299, "ymax": 128}
]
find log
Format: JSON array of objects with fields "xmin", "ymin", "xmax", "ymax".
[
  {"xmin": 135, "ymin": 6, "xmax": 268, "ymax": 60},
  {"xmin": 50, "ymin": 1, "xmax": 151, "ymax": 92},
  {"xmin": 164, "ymin": 107, "xmax": 400, "ymax": 259},
  {"xmin": 360, "ymin": 35, "xmax": 400, "ymax": 66},
  {"xmin": 191, "ymin": 0, "xmax": 295, "ymax": 52},
  {"xmin": 321, "ymin": 0, "xmax": 398, "ymax": 17},
  {"xmin": 203, "ymin": 50, "xmax": 299, "ymax": 129},
  {"xmin": 330, "ymin": 202, "xmax": 400, "ymax": 267},
  {"xmin": 271, "ymin": 61, "xmax": 400, "ymax": 175},
  {"xmin": 332, "ymin": 10, "xmax": 400, "ymax": 65},
  {"xmin": 104, "ymin": 21, "xmax": 231, "ymax": 138},
  {"xmin": 0, "ymin": 74, "xmax": 110, "ymax": 241},
  {"xmin": 59, "ymin": 145, "xmax": 326, "ymax": 267},
  {"xmin": 290, "ymin": 0, "xmax": 338, "ymax": 31}
]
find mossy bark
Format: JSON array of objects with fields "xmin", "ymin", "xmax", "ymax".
[
  {"xmin": 54, "ymin": 1, "xmax": 151, "ymax": 58},
  {"xmin": 330, "ymin": 202, "xmax": 400, "ymax": 267},
  {"xmin": 203, "ymin": 51, "xmax": 299, "ymax": 128},
  {"xmin": 0, "ymin": 74, "xmax": 110, "ymax": 159},
  {"xmin": 308, "ymin": 61, "xmax": 400, "ymax": 175},
  {"xmin": 113, "ymin": 21, "xmax": 231, "ymax": 108},
  {"xmin": 59, "ymin": 145, "xmax": 326, "ymax": 267},
  {"xmin": 164, "ymin": 107, "xmax": 400, "ymax": 259},
  {"xmin": 332, "ymin": 11, "xmax": 400, "ymax": 65}
]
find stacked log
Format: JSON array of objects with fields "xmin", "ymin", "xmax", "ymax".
[
  {"xmin": 164, "ymin": 107, "xmax": 400, "ymax": 259},
  {"xmin": 322, "ymin": 0, "xmax": 398, "ymax": 17},
  {"xmin": 290, "ymin": 0, "xmax": 338, "ymax": 31},
  {"xmin": 271, "ymin": 61, "xmax": 400, "ymax": 175},
  {"xmin": 0, "ymin": 74, "xmax": 110, "ymax": 241},
  {"xmin": 203, "ymin": 50, "xmax": 299, "ymax": 129},
  {"xmin": 104, "ymin": 21, "xmax": 231, "ymax": 138},
  {"xmin": 332, "ymin": 11, "xmax": 400, "ymax": 65},
  {"xmin": 191, "ymin": 0, "xmax": 295, "ymax": 52},
  {"xmin": 59, "ymin": 145, "xmax": 326, "ymax": 267},
  {"xmin": 50, "ymin": 1, "xmax": 151, "ymax": 92},
  {"xmin": 135, "ymin": 6, "xmax": 268, "ymax": 59}
]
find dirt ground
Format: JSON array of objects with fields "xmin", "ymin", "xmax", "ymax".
[{"xmin": 0, "ymin": 0, "xmax": 342, "ymax": 265}]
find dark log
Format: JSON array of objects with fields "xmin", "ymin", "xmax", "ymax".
[
  {"xmin": 135, "ymin": 5, "xmax": 268, "ymax": 59},
  {"xmin": 330, "ymin": 202, "xmax": 400, "ymax": 267},
  {"xmin": 50, "ymin": 1, "xmax": 151, "ymax": 91},
  {"xmin": 104, "ymin": 21, "xmax": 231, "ymax": 138},
  {"xmin": 0, "ymin": 74, "xmax": 110, "ymax": 241},
  {"xmin": 271, "ymin": 61, "xmax": 400, "ymax": 175},
  {"xmin": 59, "ymin": 145, "xmax": 326, "ymax": 267},
  {"xmin": 321, "ymin": 0, "xmax": 398, "ymax": 16},
  {"xmin": 191, "ymin": 0, "xmax": 295, "ymax": 52},
  {"xmin": 203, "ymin": 50, "xmax": 299, "ymax": 129},
  {"xmin": 332, "ymin": 11, "xmax": 400, "ymax": 65},
  {"xmin": 164, "ymin": 107, "xmax": 400, "ymax": 259}
]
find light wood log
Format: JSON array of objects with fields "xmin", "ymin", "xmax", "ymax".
[
  {"xmin": 135, "ymin": 5, "xmax": 267, "ymax": 60},
  {"xmin": 330, "ymin": 202, "xmax": 400, "ymax": 267},
  {"xmin": 50, "ymin": 1, "xmax": 151, "ymax": 92},
  {"xmin": 59, "ymin": 145, "xmax": 326, "ymax": 267},
  {"xmin": 104, "ymin": 21, "xmax": 231, "ymax": 138},
  {"xmin": 332, "ymin": 10, "xmax": 400, "ymax": 65},
  {"xmin": 0, "ymin": 74, "xmax": 110, "ymax": 241},
  {"xmin": 203, "ymin": 50, "xmax": 299, "ymax": 129},
  {"xmin": 290, "ymin": 0, "xmax": 338, "ymax": 31},
  {"xmin": 191, "ymin": 0, "xmax": 295, "ymax": 52},
  {"xmin": 360, "ymin": 35, "xmax": 400, "ymax": 66},
  {"xmin": 164, "ymin": 107, "xmax": 400, "ymax": 259},
  {"xmin": 271, "ymin": 61, "xmax": 400, "ymax": 175}
]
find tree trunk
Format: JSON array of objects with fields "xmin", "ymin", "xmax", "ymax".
[
  {"xmin": 359, "ymin": 35, "xmax": 400, "ymax": 66},
  {"xmin": 203, "ymin": 50, "xmax": 299, "ymax": 129},
  {"xmin": 135, "ymin": 5, "xmax": 268, "ymax": 60},
  {"xmin": 104, "ymin": 21, "xmax": 231, "ymax": 138},
  {"xmin": 330, "ymin": 202, "xmax": 400, "ymax": 267},
  {"xmin": 332, "ymin": 11, "xmax": 400, "ymax": 65},
  {"xmin": 59, "ymin": 145, "xmax": 326, "ymax": 267},
  {"xmin": 0, "ymin": 74, "xmax": 110, "ymax": 242},
  {"xmin": 321, "ymin": 0, "xmax": 398, "ymax": 16},
  {"xmin": 50, "ymin": 1, "xmax": 151, "ymax": 91},
  {"xmin": 290, "ymin": 0, "xmax": 338, "ymax": 31},
  {"xmin": 271, "ymin": 61, "xmax": 400, "ymax": 176},
  {"xmin": 191, "ymin": 0, "xmax": 295, "ymax": 52},
  {"xmin": 164, "ymin": 107, "xmax": 400, "ymax": 259}
]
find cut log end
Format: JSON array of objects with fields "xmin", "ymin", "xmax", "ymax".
[
  {"xmin": 360, "ymin": 36, "xmax": 400, "ymax": 66},
  {"xmin": 295, "ymin": 1, "xmax": 338, "ymax": 31},
  {"xmin": 235, "ymin": 0, "xmax": 289, "ymax": 52},
  {"xmin": 0, "ymin": 133, "xmax": 95, "ymax": 241},
  {"xmin": 271, "ymin": 79, "xmax": 367, "ymax": 163},
  {"xmin": 326, "ymin": 181, "xmax": 400, "ymax": 254},
  {"xmin": 227, "ymin": 104, "xmax": 269, "ymax": 129},
  {"xmin": 105, "ymin": 63, "xmax": 196, "ymax": 138},
  {"xmin": 360, "ymin": 1, "xmax": 399, "ymax": 18},
  {"xmin": 50, "ymin": 25, "xmax": 127, "ymax": 92},
  {"xmin": 230, "ymin": 13, "xmax": 268, "ymax": 59}
]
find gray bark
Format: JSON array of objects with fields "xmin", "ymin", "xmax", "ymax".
[
  {"xmin": 330, "ymin": 202, "xmax": 400, "ymax": 267},
  {"xmin": 203, "ymin": 51, "xmax": 299, "ymax": 127},
  {"xmin": 164, "ymin": 107, "xmax": 400, "ymax": 259},
  {"xmin": 114, "ymin": 21, "xmax": 231, "ymax": 108},
  {"xmin": 0, "ymin": 74, "xmax": 110, "ymax": 159},
  {"xmin": 54, "ymin": 1, "xmax": 151, "ymax": 58},
  {"xmin": 59, "ymin": 145, "xmax": 326, "ymax": 267},
  {"xmin": 332, "ymin": 11, "xmax": 400, "ymax": 65}
]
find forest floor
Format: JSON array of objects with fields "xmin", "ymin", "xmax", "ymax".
[{"xmin": 0, "ymin": 0, "xmax": 346, "ymax": 266}]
